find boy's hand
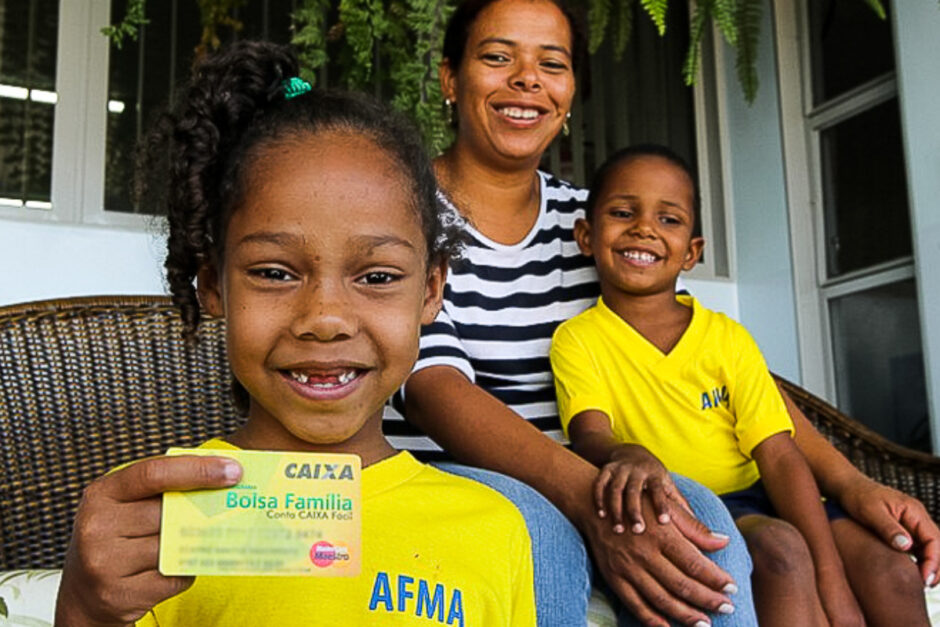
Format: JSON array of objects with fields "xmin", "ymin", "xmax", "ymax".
[
  {"xmin": 55, "ymin": 455, "xmax": 242, "ymax": 627},
  {"xmin": 816, "ymin": 565, "xmax": 865, "ymax": 627},
  {"xmin": 596, "ymin": 444, "xmax": 687, "ymax": 534}
]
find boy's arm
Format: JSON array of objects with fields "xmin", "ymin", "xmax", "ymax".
[
  {"xmin": 752, "ymin": 433, "xmax": 863, "ymax": 625},
  {"xmin": 569, "ymin": 410, "xmax": 686, "ymax": 533},
  {"xmin": 781, "ymin": 383, "xmax": 940, "ymax": 585},
  {"xmin": 55, "ymin": 455, "xmax": 242, "ymax": 627},
  {"xmin": 406, "ymin": 366, "xmax": 737, "ymax": 627}
]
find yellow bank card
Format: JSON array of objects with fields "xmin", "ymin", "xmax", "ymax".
[{"xmin": 160, "ymin": 448, "xmax": 361, "ymax": 577}]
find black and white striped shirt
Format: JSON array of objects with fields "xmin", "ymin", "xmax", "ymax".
[{"xmin": 387, "ymin": 172, "xmax": 600, "ymax": 454}]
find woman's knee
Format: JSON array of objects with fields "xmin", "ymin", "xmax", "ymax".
[{"xmin": 671, "ymin": 473, "xmax": 738, "ymax": 534}]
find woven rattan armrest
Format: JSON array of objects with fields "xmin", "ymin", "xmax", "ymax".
[
  {"xmin": 0, "ymin": 296, "xmax": 243, "ymax": 570},
  {"xmin": 776, "ymin": 376, "xmax": 940, "ymax": 520}
]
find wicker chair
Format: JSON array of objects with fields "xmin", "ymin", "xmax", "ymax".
[
  {"xmin": 1, "ymin": 296, "xmax": 939, "ymax": 571},
  {"xmin": 0, "ymin": 296, "xmax": 243, "ymax": 570}
]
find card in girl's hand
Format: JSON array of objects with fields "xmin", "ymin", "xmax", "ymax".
[{"xmin": 159, "ymin": 448, "xmax": 361, "ymax": 577}]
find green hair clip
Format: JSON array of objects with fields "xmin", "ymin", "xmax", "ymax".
[{"xmin": 281, "ymin": 76, "xmax": 312, "ymax": 100}]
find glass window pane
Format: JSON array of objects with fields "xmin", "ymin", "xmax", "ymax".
[
  {"xmin": 105, "ymin": 0, "xmax": 295, "ymax": 214},
  {"xmin": 808, "ymin": 0, "xmax": 894, "ymax": 105},
  {"xmin": 829, "ymin": 279, "xmax": 929, "ymax": 452},
  {"xmin": 820, "ymin": 98, "xmax": 911, "ymax": 278},
  {"xmin": 0, "ymin": 0, "xmax": 58, "ymax": 208}
]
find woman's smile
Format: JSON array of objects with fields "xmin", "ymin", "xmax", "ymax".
[{"xmin": 441, "ymin": 0, "xmax": 575, "ymax": 165}]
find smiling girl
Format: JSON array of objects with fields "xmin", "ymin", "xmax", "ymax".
[{"xmin": 54, "ymin": 41, "xmax": 536, "ymax": 626}]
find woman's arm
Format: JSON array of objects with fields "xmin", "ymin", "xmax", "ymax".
[
  {"xmin": 753, "ymin": 433, "xmax": 863, "ymax": 626},
  {"xmin": 781, "ymin": 385, "xmax": 940, "ymax": 585},
  {"xmin": 406, "ymin": 365, "xmax": 737, "ymax": 627}
]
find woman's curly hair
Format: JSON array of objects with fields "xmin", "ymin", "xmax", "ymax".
[{"xmin": 138, "ymin": 40, "xmax": 463, "ymax": 338}]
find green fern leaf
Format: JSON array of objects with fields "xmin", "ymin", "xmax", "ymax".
[
  {"xmin": 640, "ymin": 0, "xmax": 668, "ymax": 36},
  {"xmin": 683, "ymin": 0, "xmax": 714, "ymax": 86},
  {"xmin": 101, "ymin": 0, "xmax": 149, "ymax": 49},
  {"xmin": 588, "ymin": 0, "xmax": 612, "ymax": 54},
  {"xmin": 734, "ymin": 0, "xmax": 761, "ymax": 102},
  {"xmin": 711, "ymin": 0, "xmax": 738, "ymax": 46},
  {"xmin": 859, "ymin": 0, "xmax": 886, "ymax": 20},
  {"xmin": 612, "ymin": 0, "xmax": 636, "ymax": 60},
  {"xmin": 0, "ymin": 595, "xmax": 7, "ymax": 618},
  {"xmin": 291, "ymin": 0, "xmax": 333, "ymax": 85}
]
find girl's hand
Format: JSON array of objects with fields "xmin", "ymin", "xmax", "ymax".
[
  {"xmin": 595, "ymin": 444, "xmax": 688, "ymax": 534},
  {"xmin": 55, "ymin": 455, "xmax": 242, "ymax": 627},
  {"xmin": 816, "ymin": 565, "xmax": 865, "ymax": 627}
]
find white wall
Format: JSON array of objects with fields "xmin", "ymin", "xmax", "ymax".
[
  {"xmin": 0, "ymin": 218, "xmax": 167, "ymax": 306},
  {"xmin": 684, "ymin": 278, "xmax": 739, "ymax": 321},
  {"xmin": 718, "ymin": 0, "xmax": 802, "ymax": 383}
]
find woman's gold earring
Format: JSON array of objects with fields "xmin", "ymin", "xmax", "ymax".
[
  {"xmin": 562, "ymin": 112, "xmax": 571, "ymax": 137},
  {"xmin": 445, "ymin": 99, "xmax": 454, "ymax": 126}
]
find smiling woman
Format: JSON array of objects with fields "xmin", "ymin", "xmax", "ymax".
[
  {"xmin": 439, "ymin": 0, "xmax": 575, "ymax": 174},
  {"xmin": 391, "ymin": 2, "xmax": 759, "ymax": 627}
]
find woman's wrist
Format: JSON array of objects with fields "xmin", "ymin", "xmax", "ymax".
[{"xmin": 608, "ymin": 443, "xmax": 657, "ymax": 465}]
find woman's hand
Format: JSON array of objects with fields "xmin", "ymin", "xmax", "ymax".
[
  {"xmin": 838, "ymin": 476, "xmax": 940, "ymax": 586},
  {"xmin": 583, "ymin": 492, "xmax": 737, "ymax": 627},
  {"xmin": 595, "ymin": 444, "xmax": 688, "ymax": 534},
  {"xmin": 55, "ymin": 455, "xmax": 242, "ymax": 627}
]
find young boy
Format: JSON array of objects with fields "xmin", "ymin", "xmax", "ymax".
[{"xmin": 550, "ymin": 144, "xmax": 928, "ymax": 626}]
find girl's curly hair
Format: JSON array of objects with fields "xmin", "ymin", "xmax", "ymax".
[{"xmin": 139, "ymin": 40, "xmax": 463, "ymax": 338}]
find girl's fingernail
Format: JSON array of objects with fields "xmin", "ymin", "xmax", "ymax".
[
  {"xmin": 597, "ymin": 509, "xmax": 606, "ymax": 518},
  {"xmin": 694, "ymin": 620, "xmax": 711, "ymax": 627},
  {"xmin": 632, "ymin": 522, "xmax": 644, "ymax": 533},
  {"xmin": 717, "ymin": 603, "xmax": 734, "ymax": 615},
  {"xmin": 658, "ymin": 513, "xmax": 670, "ymax": 524},
  {"xmin": 893, "ymin": 533, "xmax": 912, "ymax": 549},
  {"xmin": 927, "ymin": 572, "xmax": 936, "ymax": 587},
  {"xmin": 722, "ymin": 582, "xmax": 739, "ymax": 595},
  {"xmin": 613, "ymin": 523, "xmax": 625, "ymax": 534},
  {"xmin": 711, "ymin": 532, "xmax": 730, "ymax": 540}
]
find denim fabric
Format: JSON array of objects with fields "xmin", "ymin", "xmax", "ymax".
[
  {"xmin": 433, "ymin": 462, "xmax": 592, "ymax": 627},
  {"xmin": 616, "ymin": 474, "xmax": 758, "ymax": 627}
]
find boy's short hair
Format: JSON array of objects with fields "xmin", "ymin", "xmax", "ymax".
[{"xmin": 585, "ymin": 143, "xmax": 702, "ymax": 237}]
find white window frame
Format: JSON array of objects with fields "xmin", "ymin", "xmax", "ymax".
[
  {"xmin": 773, "ymin": 0, "xmax": 910, "ymax": 401},
  {"xmin": 0, "ymin": 0, "xmax": 153, "ymax": 231},
  {"xmin": 686, "ymin": 22, "xmax": 734, "ymax": 282}
]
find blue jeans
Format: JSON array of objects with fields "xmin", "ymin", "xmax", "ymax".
[
  {"xmin": 434, "ymin": 462, "xmax": 591, "ymax": 626},
  {"xmin": 614, "ymin": 474, "xmax": 758, "ymax": 627},
  {"xmin": 434, "ymin": 464, "xmax": 757, "ymax": 627}
]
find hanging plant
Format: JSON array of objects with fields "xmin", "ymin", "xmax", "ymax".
[{"xmin": 103, "ymin": 0, "xmax": 889, "ymax": 152}]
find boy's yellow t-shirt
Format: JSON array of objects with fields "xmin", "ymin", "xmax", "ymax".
[
  {"xmin": 550, "ymin": 295, "xmax": 793, "ymax": 495},
  {"xmin": 138, "ymin": 440, "xmax": 535, "ymax": 626}
]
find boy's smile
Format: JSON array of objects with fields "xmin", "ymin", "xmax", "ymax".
[
  {"xmin": 576, "ymin": 155, "xmax": 704, "ymax": 305},
  {"xmin": 198, "ymin": 130, "xmax": 443, "ymax": 460}
]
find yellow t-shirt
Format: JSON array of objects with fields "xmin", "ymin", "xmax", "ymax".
[
  {"xmin": 138, "ymin": 440, "xmax": 535, "ymax": 626},
  {"xmin": 550, "ymin": 295, "xmax": 794, "ymax": 495}
]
